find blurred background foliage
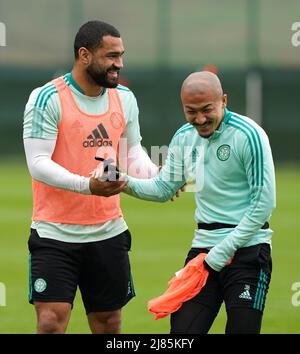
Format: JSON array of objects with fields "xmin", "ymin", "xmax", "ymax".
[{"xmin": 0, "ymin": 0, "xmax": 300, "ymax": 160}]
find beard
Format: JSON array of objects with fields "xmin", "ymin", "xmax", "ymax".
[{"xmin": 86, "ymin": 63, "xmax": 119, "ymax": 88}]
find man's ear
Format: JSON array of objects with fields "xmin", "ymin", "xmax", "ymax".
[
  {"xmin": 78, "ymin": 47, "xmax": 91, "ymax": 66},
  {"xmin": 222, "ymin": 94, "xmax": 227, "ymax": 108}
]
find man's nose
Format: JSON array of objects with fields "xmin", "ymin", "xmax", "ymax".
[
  {"xmin": 194, "ymin": 113, "xmax": 207, "ymax": 125},
  {"xmin": 114, "ymin": 56, "xmax": 123, "ymax": 69}
]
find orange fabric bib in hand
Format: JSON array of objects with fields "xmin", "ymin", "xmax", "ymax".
[{"xmin": 148, "ymin": 253, "xmax": 209, "ymax": 320}]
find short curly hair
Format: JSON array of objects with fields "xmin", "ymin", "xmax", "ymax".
[{"xmin": 74, "ymin": 20, "xmax": 120, "ymax": 59}]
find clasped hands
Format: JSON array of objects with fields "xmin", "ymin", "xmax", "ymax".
[{"xmin": 89, "ymin": 158, "xmax": 127, "ymax": 197}]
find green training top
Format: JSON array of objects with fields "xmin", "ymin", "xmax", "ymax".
[{"xmin": 125, "ymin": 108, "xmax": 276, "ymax": 271}]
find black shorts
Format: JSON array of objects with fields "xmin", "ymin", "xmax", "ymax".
[
  {"xmin": 28, "ymin": 228, "xmax": 135, "ymax": 314},
  {"xmin": 184, "ymin": 243, "xmax": 272, "ymax": 312}
]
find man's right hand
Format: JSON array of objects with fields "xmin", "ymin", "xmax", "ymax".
[{"xmin": 89, "ymin": 177, "xmax": 128, "ymax": 197}]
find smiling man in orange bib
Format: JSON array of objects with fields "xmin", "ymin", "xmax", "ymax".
[{"xmin": 23, "ymin": 20, "xmax": 158, "ymax": 334}]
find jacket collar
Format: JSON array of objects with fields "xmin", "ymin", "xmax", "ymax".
[{"xmin": 208, "ymin": 107, "xmax": 231, "ymax": 141}]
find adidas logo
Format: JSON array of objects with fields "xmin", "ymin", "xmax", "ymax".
[
  {"xmin": 71, "ymin": 120, "xmax": 83, "ymax": 130},
  {"xmin": 127, "ymin": 281, "xmax": 131, "ymax": 295},
  {"xmin": 239, "ymin": 285, "xmax": 252, "ymax": 300},
  {"xmin": 83, "ymin": 123, "xmax": 112, "ymax": 148}
]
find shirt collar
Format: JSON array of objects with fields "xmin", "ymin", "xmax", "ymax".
[
  {"xmin": 66, "ymin": 72, "xmax": 107, "ymax": 96},
  {"xmin": 208, "ymin": 107, "xmax": 230, "ymax": 141},
  {"xmin": 223, "ymin": 107, "xmax": 231, "ymax": 124}
]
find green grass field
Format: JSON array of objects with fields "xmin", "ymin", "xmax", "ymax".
[{"xmin": 0, "ymin": 159, "xmax": 299, "ymax": 334}]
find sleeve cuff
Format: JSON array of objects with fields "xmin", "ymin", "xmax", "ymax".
[{"xmin": 203, "ymin": 259, "xmax": 219, "ymax": 273}]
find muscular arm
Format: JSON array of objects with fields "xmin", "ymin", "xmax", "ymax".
[
  {"xmin": 24, "ymin": 138, "xmax": 127, "ymax": 196},
  {"xmin": 118, "ymin": 143, "xmax": 159, "ymax": 179},
  {"xmin": 118, "ymin": 89, "xmax": 159, "ymax": 179},
  {"xmin": 24, "ymin": 138, "xmax": 90, "ymax": 193},
  {"xmin": 124, "ymin": 135, "xmax": 186, "ymax": 202}
]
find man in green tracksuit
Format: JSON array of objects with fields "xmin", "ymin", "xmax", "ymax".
[{"xmin": 124, "ymin": 71, "xmax": 276, "ymax": 334}]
